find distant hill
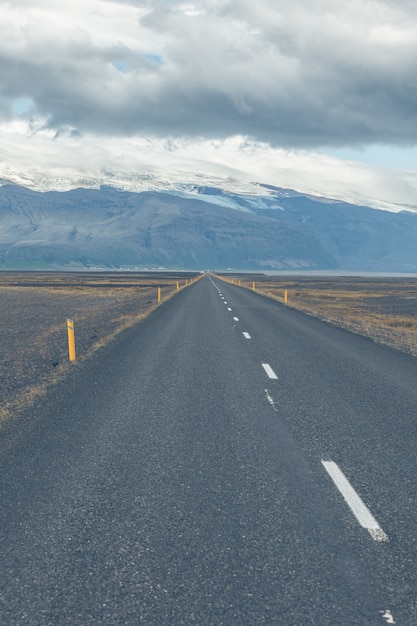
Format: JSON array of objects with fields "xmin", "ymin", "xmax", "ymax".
[{"xmin": 0, "ymin": 181, "xmax": 417, "ymax": 271}]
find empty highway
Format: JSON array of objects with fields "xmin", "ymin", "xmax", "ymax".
[{"xmin": 1, "ymin": 274, "xmax": 417, "ymax": 624}]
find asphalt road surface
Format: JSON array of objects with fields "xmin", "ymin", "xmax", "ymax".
[{"xmin": 1, "ymin": 274, "xmax": 417, "ymax": 625}]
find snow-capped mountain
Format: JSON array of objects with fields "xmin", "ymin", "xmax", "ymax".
[
  {"xmin": 1, "ymin": 166, "xmax": 416, "ymax": 215},
  {"xmin": 1, "ymin": 176, "xmax": 417, "ymax": 271}
]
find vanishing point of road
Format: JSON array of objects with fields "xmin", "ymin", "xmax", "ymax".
[{"xmin": 1, "ymin": 274, "xmax": 416, "ymax": 624}]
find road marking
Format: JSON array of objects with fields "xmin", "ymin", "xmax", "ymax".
[
  {"xmin": 321, "ymin": 460, "xmax": 388, "ymax": 542},
  {"xmin": 224, "ymin": 301, "xmax": 228, "ymax": 304},
  {"xmin": 262, "ymin": 363, "xmax": 278, "ymax": 380},
  {"xmin": 265, "ymin": 389, "xmax": 278, "ymax": 411},
  {"xmin": 227, "ymin": 307, "xmax": 232, "ymax": 311},
  {"xmin": 233, "ymin": 317, "xmax": 239, "ymax": 321},
  {"xmin": 380, "ymin": 610, "xmax": 396, "ymax": 624},
  {"xmin": 242, "ymin": 331, "xmax": 251, "ymax": 339}
]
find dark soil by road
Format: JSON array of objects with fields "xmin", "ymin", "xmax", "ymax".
[{"xmin": 0, "ymin": 271, "xmax": 195, "ymax": 423}]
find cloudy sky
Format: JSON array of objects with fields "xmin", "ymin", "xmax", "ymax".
[{"xmin": 1, "ymin": 0, "xmax": 417, "ymax": 207}]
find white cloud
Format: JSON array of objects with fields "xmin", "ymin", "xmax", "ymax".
[
  {"xmin": 1, "ymin": 122, "xmax": 417, "ymax": 212},
  {"xmin": 0, "ymin": 0, "xmax": 416, "ymax": 205}
]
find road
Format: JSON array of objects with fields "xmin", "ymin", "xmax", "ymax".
[{"xmin": 1, "ymin": 273, "xmax": 417, "ymax": 625}]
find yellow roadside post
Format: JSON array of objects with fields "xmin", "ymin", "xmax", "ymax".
[
  {"xmin": 252, "ymin": 282, "xmax": 256, "ymax": 291},
  {"xmin": 158, "ymin": 287, "xmax": 161, "ymax": 303},
  {"xmin": 284, "ymin": 289, "xmax": 288, "ymax": 304},
  {"xmin": 176, "ymin": 281, "xmax": 179, "ymax": 291},
  {"xmin": 67, "ymin": 319, "xmax": 76, "ymax": 362}
]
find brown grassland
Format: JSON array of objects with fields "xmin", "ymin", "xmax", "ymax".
[
  {"xmin": 0, "ymin": 271, "xmax": 197, "ymax": 425},
  {"xmin": 223, "ymin": 274, "xmax": 417, "ymax": 358}
]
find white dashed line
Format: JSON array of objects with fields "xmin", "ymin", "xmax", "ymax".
[
  {"xmin": 321, "ymin": 460, "xmax": 388, "ymax": 542},
  {"xmin": 233, "ymin": 317, "xmax": 239, "ymax": 322},
  {"xmin": 227, "ymin": 307, "xmax": 232, "ymax": 311},
  {"xmin": 242, "ymin": 332, "xmax": 251, "ymax": 339},
  {"xmin": 264, "ymin": 389, "xmax": 278, "ymax": 412},
  {"xmin": 262, "ymin": 363, "xmax": 278, "ymax": 380},
  {"xmin": 380, "ymin": 610, "xmax": 396, "ymax": 624}
]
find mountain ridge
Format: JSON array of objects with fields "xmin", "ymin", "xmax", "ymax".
[
  {"xmin": 1, "ymin": 168, "xmax": 416, "ymax": 214},
  {"xmin": 0, "ymin": 180, "xmax": 416, "ymax": 271}
]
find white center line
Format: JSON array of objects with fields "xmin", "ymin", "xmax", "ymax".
[
  {"xmin": 264, "ymin": 389, "xmax": 278, "ymax": 412},
  {"xmin": 381, "ymin": 610, "xmax": 396, "ymax": 624},
  {"xmin": 242, "ymin": 331, "xmax": 251, "ymax": 339},
  {"xmin": 262, "ymin": 363, "xmax": 278, "ymax": 380},
  {"xmin": 321, "ymin": 460, "xmax": 388, "ymax": 542},
  {"xmin": 227, "ymin": 307, "xmax": 232, "ymax": 311},
  {"xmin": 233, "ymin": 316, "xmax": 239, "ymax": 321}
]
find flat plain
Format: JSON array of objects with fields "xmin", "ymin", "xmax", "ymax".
[
  {"xmin": 0, "ymin": 271, "xmax": 195, "ymax": 423},
  {"xmin": 228, "ymin": 274, "xmax": 417, "ymax": 357}
]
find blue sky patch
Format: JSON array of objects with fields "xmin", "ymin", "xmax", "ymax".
[
  {"xmin": 112, "ymin": 54, "xmax": 165, "ymax": 74},
  {"xmin": 12, "ymin": 97, "xmax": 35, "ymax": 114}
]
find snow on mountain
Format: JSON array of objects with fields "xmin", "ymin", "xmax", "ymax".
[
  {"xmin": 2, "ymin": 175, "xmax": 417, "ymax": 271},
  {"xmin": 1, "ymin": 163, "xmax": 417, "ymax": 214}
]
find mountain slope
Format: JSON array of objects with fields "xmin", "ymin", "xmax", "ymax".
[
  {"xmin": 0, "ymin": 182, "xmax": 416, "ymax": 271},
  {"xmin": 249, "ymin": 191, "xmax": 417, "ymax": 272},
  {"xmin": 0, "ymin": 184, "xmax": 333, "ymax": 270}
]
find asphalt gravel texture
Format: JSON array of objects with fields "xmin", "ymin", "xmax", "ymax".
[{"xmin": 1, "ymin": 274, "xmax": 416, "ymax": 625}]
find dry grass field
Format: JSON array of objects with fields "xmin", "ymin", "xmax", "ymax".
[
  {"xmin": 0, "ymin": 271, "xmax": 196, "ymax": 424},
  {"xmin": 227, "ymin": 275, "xmax": 417, "ymax": 357}
]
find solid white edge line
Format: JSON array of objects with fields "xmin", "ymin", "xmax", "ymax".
[
  {"xmin": 243, "ymin": 332, "xmax": 251, "ymax": 339},
  {"xmin": 321, "ymin": 460, "xmax": 388, "ymax": 542},
  {"xmin": 262, "ymin": 363, "xmax": 278, "ymax": 380}
]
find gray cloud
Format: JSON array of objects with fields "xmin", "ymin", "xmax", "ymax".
[{"xmin": 1, "ymin": 0, "xmax": 417, "ymax": 148}]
